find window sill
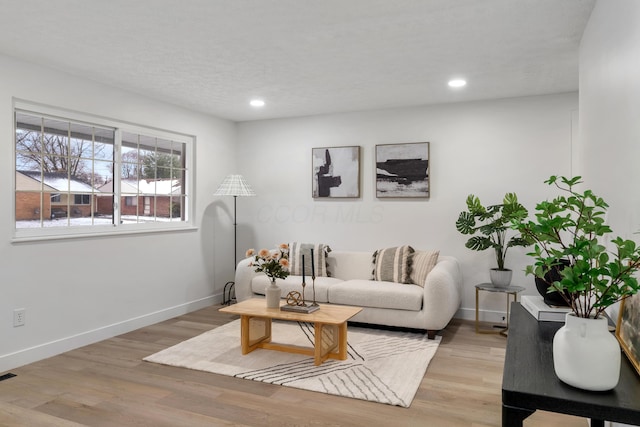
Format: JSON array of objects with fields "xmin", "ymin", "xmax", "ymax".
[{"xmin": 11, "ymin": 224, "xmax": 198, "ymax": 243}]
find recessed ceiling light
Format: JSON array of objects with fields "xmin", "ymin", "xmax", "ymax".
[
  {"xmin": 448, "ymin": 79, "xmax": 467, "ymax": 88},
  {"xmin": 250, "ymin": 99, "xmax": 265, "ymax": 107}
]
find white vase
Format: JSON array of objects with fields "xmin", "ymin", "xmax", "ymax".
[
  {"xmin": 490, "ymin": 268, "xmax": 512, "ymax": 288},
  {"xmin": 553, "ymin": 312, "xmax": 621, "ymax": 391},
  {"xmin": 265, "ymin": 279, "xmax": 281, "ymax": 308}
]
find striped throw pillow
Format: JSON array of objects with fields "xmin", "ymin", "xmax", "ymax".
[
  {"xmin": 288, "ymin": 242, "xmax": 332, "ymax": 277},
  {"xmin": 372, "ymin": 245, "xmax": 414, "ymax": 284},
  {"xmin": 410, "ymin": 250, "xmax": 440, "ymax": 287}
]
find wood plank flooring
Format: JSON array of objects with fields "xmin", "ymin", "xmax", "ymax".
[{"xmin": 0, "ymin": 305, "xmax": 588, "ymax": 426}]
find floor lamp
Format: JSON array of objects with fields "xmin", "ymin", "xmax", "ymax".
[{"xmin": 213, "ymin": 174, "xmax": 256, "ymax": 305}]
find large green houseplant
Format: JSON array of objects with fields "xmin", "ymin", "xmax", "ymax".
[
  {"xmin": 512, "ymin": 175, "xmax": 640, "ymax": 391},
  {"xmin": 456, "ymin": 193, "xmax": 529, "ymax": 286},
  {"xmin": 513, "ymin": 176, "xmax": 640, "ymax": 319}
]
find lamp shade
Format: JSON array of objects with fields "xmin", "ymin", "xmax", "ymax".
[{"xmin": 213, "ymin": 174, "xmax": 256, "ymax": 197}]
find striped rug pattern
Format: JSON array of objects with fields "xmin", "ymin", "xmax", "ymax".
[{"xmin": 144, "ymin": 319, "xmax": 441, "ymax": 407}]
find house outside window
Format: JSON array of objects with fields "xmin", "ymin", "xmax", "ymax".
[{"xmin": 14, "ymin": 101, "xmax": 194, "ymax": 240}]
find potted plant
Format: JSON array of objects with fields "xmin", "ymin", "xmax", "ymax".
[
  {"xmin": 513, "ymin": 175, "xmax": 640, "ymax": 391},
  {"xmin": 456, "ymin": 192, "xmax": 529, "ymax": 287}
]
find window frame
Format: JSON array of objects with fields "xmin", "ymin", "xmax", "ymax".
[{"xmin": 12, "ymin": 100, "xmax": 196, "ymax": 242}]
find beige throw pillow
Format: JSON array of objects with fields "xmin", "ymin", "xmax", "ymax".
[
  {"xmin": 288, "ymin": 242, "xmax": 332, "ymax": 277},
  {"xmin": 410, "ymin": 250, "xmax": 440, "ymax": 287}
]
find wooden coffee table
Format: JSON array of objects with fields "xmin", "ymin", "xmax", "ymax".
[{"xmin": 219, "ymin": 299, "xmax": 362, "ymax": 365}]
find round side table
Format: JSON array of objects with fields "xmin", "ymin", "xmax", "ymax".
[{"xmin": 475, "ymin": 283, "xmax": 525, "ymax": 336}]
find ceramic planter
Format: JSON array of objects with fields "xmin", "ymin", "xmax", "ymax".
[
  {"xmin": 553, "ymin": 312, "xmax": 621, "ymax": 391},
  {"xmin": 490, "ymin": 268, "xmax": 512, "ymax": 288}
]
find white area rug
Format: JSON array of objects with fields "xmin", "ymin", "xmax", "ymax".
[{"xmin": 144, "ymin": 319, "xmax": 441, "ymax": 407}]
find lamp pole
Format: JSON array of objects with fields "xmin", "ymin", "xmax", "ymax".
[
  {"xmin": 213, "ymin": 174, "xmax": 255, "ymax": 304},
  {"xmin": 233, "ymin": 195, "xmax": 237, "ymax": 269}
]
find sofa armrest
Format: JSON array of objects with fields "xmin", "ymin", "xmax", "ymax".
[
  {"xmin": 234, "ymin": 257, "xmax": 260, "ymax": 302},
  {"xmin": 422, "ymin": 256, "xmax": 462, "ymax": 330}
]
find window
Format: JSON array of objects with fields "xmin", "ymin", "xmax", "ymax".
[
  {"xmin": 74, "ymin": 194, "xmax": 91, "ymax": 205},
  {"xmin": 14, "ymin": 102, "xmax": 193, "ymax": 239}
]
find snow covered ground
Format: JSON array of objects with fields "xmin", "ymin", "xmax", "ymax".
[{"xmin": 16, "ymin": 215, "xmax": 180, "ymax": 228}]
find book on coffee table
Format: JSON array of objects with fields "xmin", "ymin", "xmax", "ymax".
[
  {"xmin": 281, "ymin": 304, "xmax": 320, "ymax": 313},
  {"xmin": 521, "ymin": 295, "xmax": 572, "ymax": 322}
]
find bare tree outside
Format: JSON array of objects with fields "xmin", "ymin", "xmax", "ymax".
[{"xmin": 16, "ymin": 125, "xmax": 112, "ymax": 187}]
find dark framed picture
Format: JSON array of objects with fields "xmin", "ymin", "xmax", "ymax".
[
  {"xmin": 312, "ymin": 146, "xmax": 360, "ymax": 198},
  {"xmin": 376, "ymin": 142, "xmax": 429, "ymax": 198},
  {"xmin": 616, "ymin": 293, "xmax": 640, "ymax": 377}
]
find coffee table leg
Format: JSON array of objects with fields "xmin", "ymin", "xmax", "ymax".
[
  {"xmin": 241, "ymin": 315, "xmax": 271, "ymax": 354},
  {"xmin": 314, "ymin": 322, "xmax": 339, "ymax": 365},
  {"xmin": 338, "ymin": 321, "xmax": 348, "ymax": 360}
]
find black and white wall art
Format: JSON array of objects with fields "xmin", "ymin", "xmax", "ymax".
[
  {"xmin": 312, "ymin": 146, "xmax": 360, "ymax": 198},
  {"xmin": 376, "ymin": 142, "xmax": 429, "ymax": 198}
]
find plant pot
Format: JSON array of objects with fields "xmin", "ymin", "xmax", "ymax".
[
  {"xmin": 553, "ymin": 312, "xmax": 620, "ymax": 391},
  {"xmin": 490, "ymin": 268, "xmax": 512, "ymax": 288},
  {"xmin": 535, "ymin": 259, "xmax": 571, "ymax": 306},
  {"xmin": 265, "ymin": 279, "xmax": 281, "ymax": 308}
]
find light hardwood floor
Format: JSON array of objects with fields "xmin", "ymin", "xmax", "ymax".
[{"xmin": 0, "ymin": 305, "xmax": 587, "ymax": 426}]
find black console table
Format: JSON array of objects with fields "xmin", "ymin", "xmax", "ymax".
[{"xmin": 502, "ymin": 302, "xmax": 640, "ymax": 427}]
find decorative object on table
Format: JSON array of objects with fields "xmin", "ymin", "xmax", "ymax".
[
  {"xmin": 375, "ymin": 142, "xmax": 429, "ymax": 198},
  {"xmin": 456, "ymin": 192, "xmax": 529, "ymax": 287},
  {"xmin": 616, "ymin": 293, "xmax": 640, "ymax": 377},
  {"xmin": 310, "ymin": 247, "xmax": 318, "ymax": 306},
  {"xmin": 246, "ymin": 243, "xmax": 290, "ymax": 308},
  {"xmin": 513, "ymin": 175, "xmax": 640, "ymax": 391},
  {"xmin": 533, "ymin": 258, "xmax": 572, "ymax": 306},
  {"xmin": 281, "ymin": 254, "xmax": 320, "ymax": 313},
  {"xmin": 285, "ymin": 291, "xmax": 303, "ymax": 306},
  {"xmin": 312, "ymin": 146, "xmax": 360, "ymax": 198},
  {"xmin": 213, "ymin": 174, "xmax": 256, "ymax": 305},
  {"xmin": 520, "ymin": 295, "xmax": 572, "ymax": 322},
  {"xmin": 144, "ymin": 318, "xmax": 441, "ymax": 407}
]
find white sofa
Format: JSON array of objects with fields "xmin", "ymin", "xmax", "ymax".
[{"xmin": 234, "ymin": 250, "xmax": 462, "ymax": 338}]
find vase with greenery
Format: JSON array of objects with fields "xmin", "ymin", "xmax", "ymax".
[
  {"xmin": 456, "ymin": 192, "xmax": 529, "ymax": 287},
  {"xmin": 513, "ymin": 175, "xmax": 640, "ymax": 391},
  {"xmin": 246, "ymin": 243, "xmax": 290, "ymax": 308}
]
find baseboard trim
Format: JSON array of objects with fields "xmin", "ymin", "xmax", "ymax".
[
  {"xmin": 0, "ymin": 294, "xmax": 219, "ymax": 373},
  {"xmin": 456, "ymin": 307, "xmax": 508, "ymax": 324}
]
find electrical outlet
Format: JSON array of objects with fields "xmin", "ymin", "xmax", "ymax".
[{"xmin": 13, "ymin": 309, "xmax": 25, "ymax": 327}]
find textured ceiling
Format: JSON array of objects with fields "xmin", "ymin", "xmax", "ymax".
[{"xmin": 0, "ymin": 0, "xmax": 595, "ymax": 122}]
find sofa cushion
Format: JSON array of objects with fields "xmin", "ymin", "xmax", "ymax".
[
  {"xmin": 328, "ymin": 279, "xmax": 423, "ymax": 311},
  {"xmin": 410, "ymin": 250, "xmax": 440, "ymax": 287},
  {"xmin": 372, "ymin": 245, "xmax": 414, "ymax": 284},
  {"xmin": 288, "ymin": 242, "xmax": 331, "ymax": 277},
  {"xmin": 250, "ymin": 275, "xmax": 342, "ymax": 303}
]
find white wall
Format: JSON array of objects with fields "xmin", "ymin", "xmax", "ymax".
[
  {"xmin": 580, "ymin": 0, "xmax": 640, "ymax": 240},
  {"xmin": 0, "ymin": 54, "xmax": 238, "ymax": 372},
  {"xmin": 236, "ymin": 93, "xmax": 578, "ymax": 321},
  {"xmin": 579, "ymin": 3, "xmax": 640, "ymax": 424}
]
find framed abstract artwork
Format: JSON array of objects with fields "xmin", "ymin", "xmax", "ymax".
[
  {"xmin": 312, "ymin": 146, "xmax": 360, "ymax": 198},
  {"xmin": 616, "ymin": 293, "xmax": 640, "ymax": 377},
  {"xmin": 375, "ymin": 142, "xmax": 429, "ymax": 198}
]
